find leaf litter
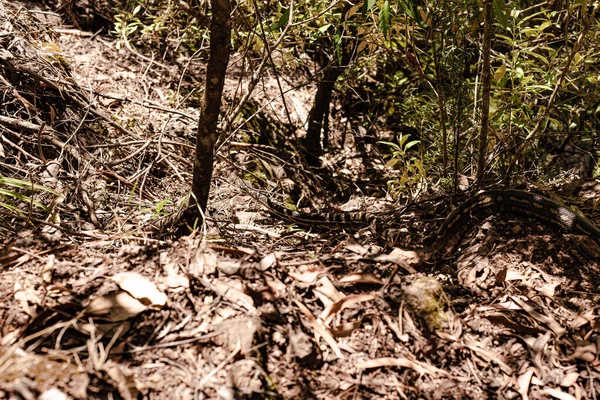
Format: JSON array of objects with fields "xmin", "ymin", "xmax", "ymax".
[{"xmin": 0, "ymin": 2, "xmax": 599, "ymax": 399}]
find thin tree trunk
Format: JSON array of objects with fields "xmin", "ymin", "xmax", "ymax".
[
  {"xmin": 476, "ymin": 0, "xmax": 492, "ymax": 183},
  {"xmin": 188, "ymin": 0, "xmax": 231, "ymax": 221},
  {"xmin": 303, "ymin": 67, "xmax": 343, "ymax": 165}
]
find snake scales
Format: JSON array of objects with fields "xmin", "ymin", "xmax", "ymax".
[{"xmin": 270, "ymin": 189, "xmax": 600, "ymax": 257}]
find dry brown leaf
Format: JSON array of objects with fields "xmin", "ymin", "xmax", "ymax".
[
  {"xmin": 517, "ymin": 368, "xmax": 534, "ymax": 400},
  {"xmin": 511, "ymin": 296, "xmax": 566, "ymax": 337},
  {"xmin": 164, "ymin": 267, "xmax": 189, "ymax": 291},
  {"xmin": 344, "ymin": 239, "xmax": 368, "ymax": 256},
  {"xmin": 265, "ymin": 277, "xmax": 287, "ymax": 299},
  {"xmin": 476, "ymin": 300, "xmax": 522, "ymax": 312},
  {"xmin": 355, "ymin": 357, "xmax": 447, "ymax": 376},
  {"xmin": 330, "ymin": 318, "xmax": 366, "ymax": 338},
  {"xmin": 190, "ymin": 245, "xmax": 218, "ymax": 276},
  {"xmin": 542, "ymin": 388, "xmax": 577, "ymax": 400},
  {"xmin": 465, "ymin": 340, "xmax": 513, "ymax": 374},
  {"xmin": 315, "ymin": 276, "xmax": 342, "ymax": 304},
  {"xmin": 41, "ymin": 254, "xmax": 55, "ymax": 284},
  {"xmin": 259, "ymin": 253, "xmax": 277, "ymax": 271},
  {"xmin": 570, "ymin": 341, "xmax": 596, "ymax": 362},
  {"xmin": 484, "ymin": 314, "xmax": 543, "ymax": 336},
  {"xmin": 103, "ymin": 361, "xmax": 139, "ymax": 400},
  {"xmin": 569, "ymin": 311, "xmax": 595, "ymax": 330},
  {"xmin": 561, "ymin": 372, "xmax": 580, "ymax": 387},
  {"xmin": 322, "ymin": 293, "xmax": 378, "ymax": 326},
  {"xmin": 210, "ymin": 280, "xmax": 255, "ymax": 312},
  {"xmin": 83, "ymin": 291, "xmax": 147, "ymax": 322},
  {"xmin": 504, "ymin": 269, "xmax": 525, "ymax": 281},
  {"xmin": 13, "ymin": 281, "xmax": 39, "ymax": 317},
  {"xmin": 39, "ymin": 388, "xmax": 68, "ymax": 400},
  {"xmin": 112, "ymin": 272, "xmax": 167, "ymax": 307},
  {"xmin": 338, "ymin": 272, "xmax": 383, "ymax": 285},
  {"xmin": 294, "ymin": 299, "xmax": 343, "ymax": 359},
  {"xmin": 372, "ymin": 248, "xmax": 419, "ymax": 273},
  {"xmin": 289, "ymin": 265, "xmax": 330, "ymax": 283}
]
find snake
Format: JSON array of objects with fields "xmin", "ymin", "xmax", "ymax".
[{"xmin": 269, "ymin": 189, "xmax": 600, "ymax": 257}]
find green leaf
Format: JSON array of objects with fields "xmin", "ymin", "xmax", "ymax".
[
  {"xmin": 334, "ymin": 31, "xmax": 343, "ymax": 64},
  {"xmin": 539, "ymin": 21, "xmax": 552, "ymax": 31},
  {"xmin": 379, "ymin": 0, "xmax": 391, "ymax": 39},
  {"xmin": 386, "ymin": 158, "xmax": 400, "ymax": 168},
  {"xmin": 378, "ymin": 141, "xmax": 402, "ymax": 151},
  {"xmin": 492, "ymin": 0, "xmax": 508, "ymax": 29},
  {"xmin": 413, "ymin": 159, "xmax": 426, "ymax": 176},
  {"xmin": 317, "ymin": 24, "xmax": 332, "ymax": 34},
  {"xmin": 155, "ymin": 198, "xmax": 171, "ymax": 215},
  {"xmin": 494, "ymin": 63, "xmax": 506, "ymax": 83},
  {"xmin": 514, "ymin": 67, "xmax": 524, "ymax": 80},
  {"xmin": 361, "ymin": 0, "xmax": 377, "ymax": 16},
  {"xmin": 398, "ymin": 134, "xmax": 409, "ymax": 146},
  {"xmin": 0, "ymin": 176, "xmax": 62, "ymax": 196},
  {"xmin": 0, "ymin": 188, "xmax": 49, "ymax": 213},
  {"xmin": 398, "ymin": 0, "xmax": 419, "ymax": 22},
  {"xmin": 267, "ymin": 7, "xmax": 290, "ymax": 32},
  {"xmin": 404, "ymin": 140, "xmax": 420, "ymax": 150},
  {"xmin": 310, "ymin": 24, "xmax": 332, "ymax": 44},
  {"xmin": 521, "ymin": 50, "xmax": 550, "ymax": 65}
]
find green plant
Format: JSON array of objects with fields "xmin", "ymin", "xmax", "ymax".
[
  {"xmin": 112, "ymin": 3, "xmax": 145, "ymax": 50},
  {"xmin": 0, "ymin": 176, "xmax": 62, "ymax": 216},
  {"xmin": 154, "ymin": 198, "xmax": 172, "ymax": 217},
  {"xmin": 379, "ymin": 133, "xmax": 425, "ymax": 194}
]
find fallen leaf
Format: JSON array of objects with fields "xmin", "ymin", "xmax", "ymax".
[
  {"xmin": 41, "ymin": 255, "xmax": 55, "ymax": 283},
  {"xmin": 322, "ymin": 293, "xmax": 378, "ymax": 326},
  {"xmin": 517, "ymin": 368, "xmax": 534, "ymax": 400},
  {"xmin": 542, "ymin": 388, "xmax": 577, "ymax": 400},
  {"xmin": 289, "ymin": 266, "xmax": 330, "ymax": 283},
  {"xmin": 338, "ymin": 272, "xmax": 383, "ymax": 285},
  {"xmin": 83, "ymin": 291, "xmax": 147, "ymax": 322},
  {"xmin": 259, "ymin": 253, "xmax": 277, "ymax": 271},
  {"xmin": 355, "ymin": 357, "xmax": 447, "ymax": 376},
  {"xmin": 294, "ymin": 299, "xmax": 343, "ymax": 359},
  {"xmin": 570, "ymin": 340, "xmax": 596, "ymax": 362},
  {"xmin": 112, "ymin": 272, "xmax": 167, "ymax": 307}
]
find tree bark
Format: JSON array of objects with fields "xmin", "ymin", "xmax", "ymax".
[
  {"xmin": 302, "ymin": 3, "xmax": 355, "ymax": 167},
  {"xmin": 188, "ymin": 0, "xmax": 231, "ymax": 222},
  {"xmin": 476, "ymin": 0, "xmax": 492, "ymax": 183},
  {"xmin": 303, "ymin": 66, "xmax": 343, "ymax": 165}
]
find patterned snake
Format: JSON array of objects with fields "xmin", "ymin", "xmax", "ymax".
[{"xmin": 270, "ymin": 189, "xmax": 600, "ymax": 257}]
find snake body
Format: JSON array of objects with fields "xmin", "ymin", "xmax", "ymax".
[
  {"xmin": 271, "ymin": 189, "xmax": 600, "ymax": 256},
  {"xmin": 418, "ymin": 189, "xmax": 600, "ymax": 254}
]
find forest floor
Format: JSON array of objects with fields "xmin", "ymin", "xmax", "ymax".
[{"xmin": 1, "ymin": 3, "xmax": 600, "ymax": 399}]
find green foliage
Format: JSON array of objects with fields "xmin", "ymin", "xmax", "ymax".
[
  {"xmin": 112, "ymin": 2, "xmax": 144, "ymax": 50},
  {"xmin": 493, "ymin": 0, "xmax": 508, "ymax": 29},
  {"xmin": 0, "ymin": 176, "xmax": 62, "ymax": 216},
  {"xmin": 267, "ymin": 6, "xmax": 290, "ymax": 32},
  {"xmin": 378, "ymin": 0, "xmax": 391, "ymax": 38},
  {"xmin": 379, "ymin": 134, "xmax": 425, "ymax": 194},
  {"xmin": 117, "ymin": 0, "xmax": 600, "ymax": 195},
  {"xmin": 361, "ymin": 0, "xmax": 377, "ymax": 16},
  {"xmin": 486, "ymin": 2, "xmax": 600, "ymax": 177},
  {"xmin": 112, "ymin": 0, "xmax": 209, "ymax": 53},
  {"xmin": 154, "ymin": 198, "xmax": 171, "ymax": 217}
]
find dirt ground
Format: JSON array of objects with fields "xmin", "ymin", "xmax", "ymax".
[{"xmin": 1, "ymin": 2, "xmax": 600, "ymax": 399}]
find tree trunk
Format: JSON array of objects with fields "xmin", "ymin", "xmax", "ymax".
[
  {"xmin": 303, "ymin": 66, "xmax": 343, "ymax": 166},
  {"xmin": 476, "ymin": 0, "xmax": 492, "ymax": 183},
  {"xmin": 188, "ymin": 0, "xmax": 231, "ymax": 222}
]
